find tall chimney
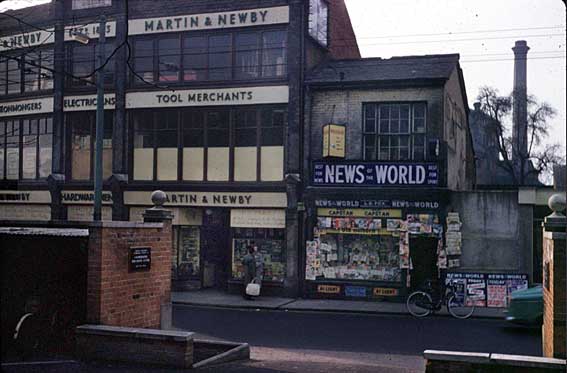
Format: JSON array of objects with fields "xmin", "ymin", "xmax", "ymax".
[{"xmin": 512, "ymin": 40, "xmax": 529, "ymax": 162}]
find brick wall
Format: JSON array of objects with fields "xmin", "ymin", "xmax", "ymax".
[
  {"xmin": 87, "ymin": 221, "xmax": 172, "ymax": 329},
  {"xmin": 328, "ymin": 0, "xmax": 361, "ymax": 59},
  {"xmin": 542, "ymin": 231, "xmax": 566, "ymax": 359}
]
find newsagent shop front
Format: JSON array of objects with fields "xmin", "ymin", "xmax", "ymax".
[
  {"xmin": 303, "ymin": 161, "xmax": 454, "ymax": 301},
  {"xmin": 125, "ymin": 190, "xmax": 289, "ymax": 295}
]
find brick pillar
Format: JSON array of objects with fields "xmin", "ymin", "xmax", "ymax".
[
  {"xmin": 87, "ymin": 191, "xmax": 173, "ymax": 329},
  {"xmin": 542, "ymin": 193, "xmax": 566, "ymax": 359}
]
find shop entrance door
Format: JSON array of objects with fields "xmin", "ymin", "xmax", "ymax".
[
  {"xmin": 409, "ymin": 236, "xmax": 438, "ymax": 290},
  {"xmin": 201, "ymin": 209, "xmax": 230, "ymax": 289}
]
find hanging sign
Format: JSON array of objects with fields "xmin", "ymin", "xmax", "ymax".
[
  {"xmin": 312, "ymin": 161, "xmax": 439, "ymax": 186},
  {"xmin": 322, "ymin": 124, "xmax": 346, "ymax": 158}
]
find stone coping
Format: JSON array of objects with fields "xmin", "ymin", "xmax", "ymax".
[
  {"xmin": 88, "ymin": 221, "xmax": 164, "ymax": 229},
  {"xmin": 424, "ymin": 350, "xmax": 566, "ymax": 369},
  {"xmin": 543, "ymin": 231, "xmax": 566, "ymax": 239},
  {"xmin": 76, "ymin": 324, "xmax": 193, "ymax": 342}
]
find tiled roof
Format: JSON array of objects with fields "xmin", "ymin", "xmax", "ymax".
[{"xmin": 306, "ymin": 54, "xmax": 460, "ymax": 85}]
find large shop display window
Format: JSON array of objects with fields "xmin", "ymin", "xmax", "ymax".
[
  {"xmin": 174, "ymin": 226, "xmax": 201, "ymax": 279},
  {"xmin": 230, "ymin": 209, "xmax": 286, "ymax": 282},
  {"xmin": 306, "ymin": 209, "xmax": 445, "ymax": 285}
]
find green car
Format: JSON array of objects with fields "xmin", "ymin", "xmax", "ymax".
[{"xmin": 504, "ymin": 285, "xmax": 543, "ymax": 325}]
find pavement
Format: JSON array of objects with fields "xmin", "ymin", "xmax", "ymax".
[{"xmin": 172, "ymin": 289, "xmax": 505, "ymax": 319}]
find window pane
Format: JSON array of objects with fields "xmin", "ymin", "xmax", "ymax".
[
  {"xmin": 363, "ymin": 135, "xmax": 375, "ymax": 160},
  {"xmin": 22, "ymin": 118, "xmax": 38, "ymax": 179},
  {"xmin": 399, "ymin": 135, "xmax": 410, "ymax": 160},
  {"xmin": 71, "ymin": 117, "xmax": 91, "ymax": 180},
  {"xmin": 72, "ymin": 44, "xmax": 94, "ymax": 86},
  {"xmin": 133, "ymin": 112, "xmax": 154, "ymax": 180},
  {"xmin": 390, "ymin": 136, "xmax": 400, "ymax": 161},
  {"xmin": 6, "ymin": 120, "xmax": 20, "ymax": 179},
  {"xmin": 378, "ymin": 136, "xmax": 389, "ymax": 160},
  {"xmin": 390, "ymin": 105, "xmax": 400, "ymax": 133},
  {"xmin": 38, "ymin": 117, "xmax": 52, "ymax": 178},
  {"xmin": 182, "ymin": 111, "xmax": 204, "ymax": 147},
  {"xmin": 207, "ymin": 110, "xmax": 229, "ymax": 147},
  {"xmin": 183, "ymin": 36, "xmax": 207, "ymax": 81},
  {"xmin": 134, "ymin": 40, "xmax": 154, "ymax": 83},
  {"xmin": 262, "ymin": 31, "xmax": 287, "ymax": 78},
  {"xmin": 40, "ymin": 50, "xmax": 54, "ymax": 90},
  {"xmin": 159, "ymin": 38, "xmax": 180, "ymax": 82},
  {"xmin": 102, "ymin": 112, "xmax": 113, "ymax": 179},
  {"xmin": 0, "ymin": 122, "xmax": 5, "ymax": 178},
  {"xmin": 235, "ymin": 109, "xmax": 257, "ymax": 146},
  {"xmin": 24, "ymin": 53, "xmax": 40, "ymax": 92},
  {"xmin": 157, "ymin": 111, "xmax": 178, "ymax": 147},
  {"xmin": 7, "ymin": 59, "xmax": 21, "ymax": 94},
  {"xmin": 235, "ymin": 33, "xmax": 258, "ymax": 79},
  {"xmin": 0, "ymin": 58, "xmax": 6, "ymax": 95},
  {"xmin": 208, "ymin": 35, "xmax": 231, "ymax": 81},
  {"xmin": 261, "ymin": 108, "xmax": 285, "ymax": 146}
]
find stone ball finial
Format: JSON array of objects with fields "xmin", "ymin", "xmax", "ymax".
[
  {"xmin": 151, "ymin": 190, "xmax": 167, "ymax": 208},
  {"xmin": 548, "ymin": 193, "xmax": 566, "ymax": 216}
]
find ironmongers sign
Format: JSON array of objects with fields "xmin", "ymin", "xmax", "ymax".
[{"xmin": 312, "ymin": 162, "xmax": 439, "ymax": 186}]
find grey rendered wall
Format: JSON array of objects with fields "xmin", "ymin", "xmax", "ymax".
[{"xmin": 450, "ymin": 191, "xmax": 534, "ymax": 280}]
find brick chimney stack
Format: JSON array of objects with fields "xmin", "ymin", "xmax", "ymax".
[{"xmin": 512, "ymin": 40, "xmax": 529, "ymax": 162}]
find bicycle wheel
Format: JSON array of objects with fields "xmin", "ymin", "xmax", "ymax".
[
  {"xmin": 406, "ymin": 291, "xmax": 433, "ymax": 317},
  {"xmin": 447, "ymin": 294, "xmax": 475, "ymax": 319}
]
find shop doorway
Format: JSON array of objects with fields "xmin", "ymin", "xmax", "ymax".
[
  {"xmin": 201, "ymin": 209, "xmax": 230, "ymax": 289},
  {"xmin": 409, "ymin": 236, "xmax": 438, "ymax": 290}
]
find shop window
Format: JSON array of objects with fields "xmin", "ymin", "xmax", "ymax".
[
  {"xmin": 175, "ymin": 226, "xmax": 201, "ymax": 279},
  {"xmin": 158, "ymin": 38, "xmax": 180, "ymax": 82},
  {"xmin": 131, "ymin": 29, "xmax": 286, "ymax": 85},
  {"xmin": 71, "ymin": 44, "xmax": 95, "ymax": 86},
  {"xmin": 133, "ymin": 39, "xmax": 154, "ymax": 84},
  {"xmin": 69, "ymin": 111, "xmax": 113, "ymax": 180},
  {"xmin": 262, "ymin": 31, "xmax": 287, "ymax": 78},
  {"xmin": 183, "ymin": 36, "xmax": 207, "ymax": 81},
  {"xmin": 156, "ymin": 110, "xmax": 178, "ymax": 180},
  {"xmin": 235, "ymin": 33, "xmax": 259, "ymax": 80},
  {"xmin": 308, "ymin": 0, "xmax": 328, "ymax": 47},
  {"xmin": 208, "ymin": 34, "xmax": 232, "ymax": 81},
  {"xmin": 206, "ymin": 109, "xmax": 230, "ymax": 181},
  {"xmin": 0, "ymin": 117, "xmax": 52, "ymax": 180},
  {"xmin": 232, "ymin": 227, "xmax": 286, "ymax": 282},
  {"xmin": 234, "ymin": 109, "xmax": 257, "ymax": 181},
  {"xmin": 131, "ymin": 106, "xmax": 285, "ymax": 182},
  {"xmin": 5, "ymin": 120, "xmax": 20, "ymax": 179},
  {"xmin": 7, "ymin": 58, "xmax": 21, "ymax": 94},
  {"xmin": 363, "ymin": 102, "xmax": 426, "ymax": 161},
  {"xmin": 133, "ymin": 111, "xmax": 154, "ymax": 180},
  {"xmin": 182, "ymin": 110, "xmax": 204, "ymax": 181}
]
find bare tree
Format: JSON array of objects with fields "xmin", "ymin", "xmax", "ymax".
[{"xmin": 476, "ymin": 86, "xmax": 565, "ymax": 185}]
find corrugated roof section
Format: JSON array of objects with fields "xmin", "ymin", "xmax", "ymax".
[
  {"xmin": 306, "ymin": 54, "xmax": 460, "ymax": 85},
  {"xmin": 0, "ymin": 227, "xmax": 89, "ymax": 237}
]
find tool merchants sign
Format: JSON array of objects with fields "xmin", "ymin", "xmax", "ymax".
[{"xmin": 312, "ymin": 161, "xmax": 438, "ymax": 186}]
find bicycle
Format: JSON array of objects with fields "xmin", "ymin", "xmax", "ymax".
[{"xmin": 406, "ymin": 279, "xmax": 475, "ymax": 319}]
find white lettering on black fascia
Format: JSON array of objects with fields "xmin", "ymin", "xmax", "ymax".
[{"xmin": 0, "ymin": 102, "xmax": 42, "ymax": 113}]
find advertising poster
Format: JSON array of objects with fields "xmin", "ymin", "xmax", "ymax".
[
  {"xmin": 447, "ymin": 272, "xmax": 529, "ymax": 308},
  {"xmin": 465, "ymin": 278, "xmax": 486, "ymax": 307},
  {"xmin": 487, "ymin": 276, "xmax": 507, "ymax": 308}
]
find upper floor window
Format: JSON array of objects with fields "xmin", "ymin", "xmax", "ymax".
[
  {"xmin": 0, "ymin": 116, "xmax": 52, "ymax": 180},
  {"xmin": 363, "ymin": 103, "xmax": 427, "ymax": 161},
  {"xmin": 308, "ymin": 0, "xmax": 328, "ymax": 47},
  {"xmin": 132, "ymin": 29, "xmax": 287, "ymax": 85},
  {"xmin": 0, "ymin": 49, "xmax": 53, "ymax": 96},
  {"xmin": 69, "ymin": 42, "xmax": 115, "ymax": 87}
]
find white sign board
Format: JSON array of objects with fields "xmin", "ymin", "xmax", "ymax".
[{"xmin": 230, "ymin": 209, "xmax": 286, "ymax": 228}]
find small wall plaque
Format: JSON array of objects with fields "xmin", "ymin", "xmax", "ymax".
[{"xmin": 129, "ymin": 247, "xmax": 151, "ymax": 272}]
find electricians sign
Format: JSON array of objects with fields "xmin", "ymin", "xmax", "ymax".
[{"xmin": 312, "ymin": 161, "xmax": 439, "ymax": 186}]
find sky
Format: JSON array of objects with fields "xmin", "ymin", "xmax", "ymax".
[
  {"xmin": 1, "ymin": 0, "xmax": 566, "ymax": 157},
  {"xmin": 345, "ymin": 0, "xmax": 566, "ymax": 157}
]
